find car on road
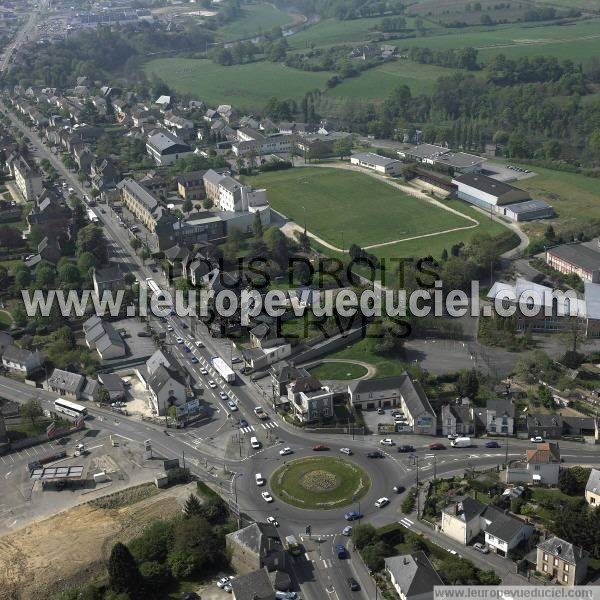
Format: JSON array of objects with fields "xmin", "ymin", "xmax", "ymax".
[
  {"xmin": 398, "ymin": 444, "xmax": 415, "ymax": 453},
  {"xmin": 279, "ymin": 447, "xmax": 293, "ymax": 456},
  {"xmin": 175, "ymin": 336, "xmax": 184, "ymax": 344},
  {"xmin": 208, "ymin": 380, "xmax": 217, "ymax": 388},
  {"xmin": 261, "ymin": 491, "xmax": 273, "ymax": 503},
  {"xmin": 216, "ymin": 577, "xmax": 233, "ymax": 588},
  {"xmin": 266, "ymin": 516, "xmax": 279, "ymax": 527},
  {"xmin": 183, "ymin": 346, "xmax": 191, "ymax": 353},
  {"xmin": 191, "ymin": 357, "xmax": 199, "ymax": 364},
  {"xmin": 340, "ymin": 447, "xmax": 352, "ymax": 455},
  {"xmin": 347, "ymin": 577, "xmax": 360, "ymax": 591},
  {"xmin": 474, "ymin": 542, "xmax": 489, "ymax": 554},
  {"xmin": 220, "ymin": 391, "xmax": 229, "ymax": 400},
  {"xmin": 200, "ymin": 367, "xmax": 208, "ymax": 375},
  {"xmin": 530, "ymin": 436, "xmax": 544, "ymax": 443},
  {"xmin": 312, "ymin": 444, "xmax": 329, "ymax": 451},
  {"xmin": 485, "ymin": 441, "xmax": 500, "ymax": 448},
  {"xmin": 227, "ymin": 400, "xmax": 237, "ymax": 411},
  {"xmin": 375, "ymin": 497, "xmax": 390, "ymax": 508},
  {"xmin": 377, "ymin": 407, "xmax": 385, "ymax": 414},
  {"xmin": 447, "ymin": 433, "xmax": 458, "ymax": 440},
  {"xmin": 167, "ymin": 325, "xmax": 174, "ymax": 331},
  {"xmin": 195, "ymin": 340, "xmax": 204, "ymax": 347},
  {"xmin": 239, "ymin": 419, "xmax": 248, "ymax": 428},
  {"xmin": 342, "ymin": 525, "xmax": 353, "ymax": 536},
  {"xmin": 367, "ymin": 450, "xmax": 384, "ymax": 458},
  {"xmin": 255, "ymin": 473, "xmax": 265, "ymax": 486},
  {"xmin": 392, "ymin": 484, "xmax": 405, "ymax": 494},
  {"xmin": 428, "ymin": 443, "xmax": 446, "ymax": 450},
  {"xmin": 335, "ymin": 544, "xmax": 347, "ymax": 559},
  {"xmin": 380, "ymin": 438, "xmax": 395, "ymax": 446},
  {"xmin": 344, "ymin": 510, "xmax": 362, "ymax": 521}
]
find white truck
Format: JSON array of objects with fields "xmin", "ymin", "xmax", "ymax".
[
  {"xmin": 451, "ymin": 437, "xmax": 472, "ymax": 448},
  {"xmin": 211, "ymin": 356, "xmax": 235, "ymax": 383}
]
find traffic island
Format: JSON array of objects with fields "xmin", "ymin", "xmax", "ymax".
[{"xmin": 271, "ymin": 456, "xmax": 370, "ymax": 510}]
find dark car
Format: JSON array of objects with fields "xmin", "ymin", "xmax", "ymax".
[
  {"xmin": 348, "ymin": 577, "xmax": 360, "ymax": 591},
  {"xmin": 344, "ymin": 511, "xmax": 362, "ymax": 521},
  {"xmin": 239, "ymin": 419, "xmax": 248, "ymax": 428},
  {"xmin": 485, "ymin": 441, "xmax": 500, "ymax": 448},
  {"xmin": 367, "ymin": 450, "xmax": 384, "ymax": 458},
  {"xmin": 313, "ymin": 444, "xmax": 330, "ymax": 451},
  {"xmin": 335, "ymin": 544, "xmax": 347, "ymax": 559},
  {"xmin": 428, "ymin": 443, "xmax": 446, "ymax": 450},
  {"xmin": 398, "ymin": 444, "xmax": 415, "ymax": 453},
  {"xmin": 392, "ymin": 484, "xmax": 405, "ymax": 494},
  {"xmin": 180, "ymin": 321, "xmax": 188, "ymax": 329}
]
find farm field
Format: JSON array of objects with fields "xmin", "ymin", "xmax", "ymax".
[
  {"xmin": 215, "ymin": 3, "xmax": 295, "ymax": 42},
  {"xmin": 144, "ymin": 59, "xmax": 333, "ymax": 111},
  {"xmin": 245, "ymin": 167, "xmax": 472, "ymax": 249}
]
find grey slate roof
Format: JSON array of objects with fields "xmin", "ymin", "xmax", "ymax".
[
  {"xmin": 351, "ymin": 151, "xmax": 400, "ymax": 167},
  {"xmin": 98, "ymin": 373, "xmax": 124, "ymax": 392},
  {"xmin": 3, "ymin": 345, "xmax": 42, "ymax": 366},
  {"xmin": 230, "ymin": 567, "xmax": 275, "ymax": 600},
  {"xmin": 47, "ymin": 369, "xmax": 85, "ymax": 393},
  {"xmin": 117, "ymin": 178, "xmax": 159, "ymax": 212},
  {"xmin": 487, "ymin": 399, "xmax": 515, "ymax": 418},
  {"xmin": 537, "ymin": 536, "xmax": 588, "ymax": 564},
  {"xmin": 454, "ymin": 173, "xmax": 527, "ymax": 198},
  {"xmin": 586, "ymin": 468, "xmax": 600, "ymax": 495},
  {"xmin": 442, "ymin": 496, "xmax": 486, "ymax": 522},
  {"xmin": 227, "ymin": 522, "xmax": 280, "ymax": 556},
  {"xmin": 547, "ymin": 243, "xmax": 600, "ymax": 274},
  {"xmin": 146, "ymin": 349, "xmax": 182, "ymax": 376},
  {"xmin": 385, "ymin": 551, "xmax": 443, "ymax": 599},
  {"xmin": 147, "ymin": 129, "xmax": 190, "ymax": 153},
  {"xmin": 482, "ymin": 505, "xmax": 528, "ymax": 542}
]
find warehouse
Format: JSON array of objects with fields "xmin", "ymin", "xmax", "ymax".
[
  {"xmin": 452, "ymin": 173, "xmax": 531, "ymax": 208},
  {"xmin": 501, "ymin": 199, "xmax": 554, "ymax": 222},
  {"xmin": 350, "ymin": 152, "xmax": 402, "ymax": 175}
]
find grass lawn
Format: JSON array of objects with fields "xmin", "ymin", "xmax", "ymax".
[
  {"xmin": 215, "ymin": 3, "xmax": 295, "ymax": 42},
  {"xmin": 309, "ymin": 361, "xmax": 368, "ymax": 380},
  {"xmin": 246, "ymin": 168, "xmax": 471, "ymax": 249},
  {"xmin": 270, "ymin": 456, "xmax": 370, "ymax": 509},
  {"xmin": 7, "ymin": 418, "xmax": 51, "ymax": 440},
  {"xmin": 144, "ymin": 59, "xmax": 333, "ymax": 111}
]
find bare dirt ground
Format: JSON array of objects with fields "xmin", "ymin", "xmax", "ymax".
[{"xmin": 0, "ymin": 482, "xmax": 195, "ymax": 600}]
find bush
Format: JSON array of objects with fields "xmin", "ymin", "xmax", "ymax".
[
  {"xmin": 139, "ymin": 561, "xmax": 171, "ymax": 587},
  {"xmin": 401, "ymin": 491, "xmax": 416, "ymax": 513},
  {"xmin": 129, "ymin": 520, "xmax": 172, "ymax": 564},
  {"xmin": 352, "ymin": 523, "xmax": 378, "ymax": 549}
]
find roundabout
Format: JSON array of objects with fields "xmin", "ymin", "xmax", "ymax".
[{"xmin": 270, "ymin": 456, "xmax": 370, "ymax": 510}]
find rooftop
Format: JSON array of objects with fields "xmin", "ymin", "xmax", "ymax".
[
  {"xmin": 47, "ymin": 368, "xmax": 84, "ymax": 393},
  {"xmin": 547, "ymin": 243, "xmax": 600, "ymax": 274},
  {"xmin": 385, "ymin": 551, "xmax": 443, "ymax": 597},
  {"xmin": 351, "ymin": 151, "xmax": 400, "ymax": 167},
  {"xmin": 453, "ymin": 172, "xmax": 529, "ymax": 198},
  {"xmin": 537, "ymin": 536, "xmax": 588, "ymax": 564},
  {"xmin": 586, "ymin": 468, "xmax": 600, "ymax": 496},
  {"xmin": 526, "ymin": 442, "xmax": 561, "ymax": 464}
]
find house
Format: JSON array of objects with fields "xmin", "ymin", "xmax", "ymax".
[
  {"xmin": 97, "ymin": 373, "xmax": 125, "ymax": 401},
  {"xmin": 242, "ymin": 342, "xmax": 292, "ymax": 371},
  {"xmin": 93, "ymin": 263, "xmax": 123, "ymax": 297},
  {"xmin": 83, "ymin": 316, "xmax": 126, "ymax": 360},
  {"xmin": 440, "ymin": 403, "xmax": 473, "ymax": 437},
  {"xmin": 270, "ymin": 361, "xmax": 309, "ymax": 397},
  {"xmin": 287, "ymin": 376, "xmax": 333, "ymax": 423},
  {"xmin": 154, "ymin": 95, "xmax": 171, "ymax": 110},
  {"xmin": 116, "ymin": 178, "xmax": 163, "ymax": 232},
  {"xmin": 546, "ymin": 241, "xmax": 600, "ymax": 283},
  {"xmin": 527, "ymin": 413, "xmax": 563, "ymax": 439},
  {"xmin": 232, "ymin": 127, "xmax": 296, "ymax": 157},
  {"xmin": 12, "ymin": 155, "xmax": 43, "ymax": 202},
  {"xmin": 296, "ymin": 131, "xmax": 352, "ymax": 157},
  {"xmin": 347, "ymin": 374, "xmax": 436, "ymax": 435},
  {"xmin": 536, "ymin": 537, "xmax": 588, "ymax": 585},
  {"xmin": 146, "ymin": 364, "xmax": 187, "ymax": 416},
  {"xmin": 146, "ymin": 129, "xmax": 193, "ymax": 166},
  {"xmin": 585, "ymin": 468, "xmax": 600, "ymax": 506},
  {"xmin": 441, "ymin": 497, "xmax": 533, "ymax": 555},
  {"xmin": 176, "ymin": 171, "xmax": 206, "ymax": 201},
  {"xmin": 47, "ymin": 368, "xmax": 85, "ymax": 400},
  {"xmin": 81, "ymin": 377, "xmax": 98, "ymax": 402},
  {"xmin": 508, "ymin": 442, "xmax": 561, "ymax": 485},
  {"xmin": 230, "ymin": 567, "xmax": 276, "ymax": 600},
  {"xmin": 203, "ymin": 169, "xmax": 270, "ymax": 216},
  {"xmin": 226, "ymin": 522, "xmax": 285, "ymax": 574},
  {"xmin": 485, "ymin": 399, "xmax": 515, "ymax": 435},
  {"xmin": 25, "ymin": 236, "xmax": 62, "ymax": 269},
  {"xmin": 385, "ymin": 552, "xmax": 443, "ymax": 600},
  {"xmin": 2, "ymin": 345, "xmax": 43, "ymax": 375},
  {"xmin": 350, "ymin": 152, "xmax": 402, "ymax": 175},
  {"xmin": 0, "ymin": 332, "xmax": 14, "ymax": 357}
]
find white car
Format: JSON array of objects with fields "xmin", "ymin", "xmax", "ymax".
[
  {"xmin": 195, "ymin": 340, "xmax": 204, "ymax": 347},
  {"xmin": 223, "ymin": 584, "xmax": 232, "ymax": 593},
  {"xmin": 261, "ymin": 491, "xmax": 274, "ymax": 503},
  {"xmin": 200, "ymin": 367, "xmax": 208, "ymax": 375},
  {"xmin": 474, "ymin": 542, "xmax": 489, "ymax": 554},
  {"xmin": 380, "ymin": 438, "xmax": 395, "ymax": 446},
  {"xmin": 175, "ymin": 336, "xmax": 184, "ymax": 344},
  {"xmin": 227, "ymin": 400, "xmax": 237, "ymax": 411},
  {"xmin": 279, "ymin": 447, "xmax": 293, "ymax": 456},
  {"xmin": 375, "ymin": 497, "xmax": 390, "ymax": 508},
  {"xmin": 208, "ymin": 380, "xmax": 217, "ymax": 388},
  {"xmin": 166, "ymin": 325, "xmax": 174, "ymax": 332},
  {"xmin": 530, "ymin": 436, "xmax": 544, "ymax": 443},
  {"xmin": 340, "ymin": 447, "xmax": 352, "ymax": 455},
  {"xmin": 266, "ymin": 516, "xmax": 279, "ymax": 527},
  {"xmin": 221, "ymin": 392, "xmax": 230, "ymax": 401},
  {"xmin": 216, "ymin": 576, "xmax": 232, "ymax": 588}
]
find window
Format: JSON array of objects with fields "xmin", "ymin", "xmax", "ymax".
[
  {"xmin": 564, "ymin": 564, "xmax": 569, "ymax": 573},
  {"xmin": 553, "ymin": 558, "xmax": 559, "ymax": 566},
  {"xmin": 543, "ymin": 564, "xmax": 548, "ymax": 573},
  {"xmin": 534, "ymin": 465, "xmax": 540, "ymax": 471},
  {"xmin": 592, "ymin": 497, "xmax": 596, "ymax": 504},
  {"xmin": 563, "ymin": 574, "xmax": 568, "ymax": 583},
  {"xmin": 543, "ymin": 553, "xmax": 548, "ymax": 561}
]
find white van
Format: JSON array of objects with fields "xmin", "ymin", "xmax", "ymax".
[
  {"xmin": 250, "ymin": 436, "xmax": 261, "ymax": 449},
  {"xmin": 255, "ymin": 473, "xmax": 265, "ymax": 486},
  {"xmin": 451, "ymin": 437, "xmax": 472, "ymax": 448}
]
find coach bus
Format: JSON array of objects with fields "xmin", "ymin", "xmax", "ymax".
[{"xmin": 54, "ymin": 398, "xmax": 88, "ymax": 420}]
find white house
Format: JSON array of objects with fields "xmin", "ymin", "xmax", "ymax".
[
  {"xmin": 385, "ymin": 552, "xmax": 443, "ymax": 600},
  {"xmin": 2, "ymin": 345, "xmax": 43, "ymax": 375},
  {"xmin": 287, "ymin": 376, "xmax": 333, "ymax": 423}
]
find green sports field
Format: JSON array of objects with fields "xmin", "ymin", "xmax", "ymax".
[
  {"xmin": 215, "ymin": 3, "xmax": 295, "ymax": 42},
  {"xmin": 245, "ymin": 167, "xmax": 473, "ymax": 250}
]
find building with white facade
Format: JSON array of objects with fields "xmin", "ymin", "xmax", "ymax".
[{"xmin": 350, "ymin": 152, "xmax": 402, "ymax": 175}]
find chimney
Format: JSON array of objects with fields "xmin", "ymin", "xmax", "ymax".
[
  {"xmin": 557, "ymin": 544, "xmax": 562, "ymax": 555},
  {"xmin": 404, "ymin": 557, "xmax": 409, "ymax": 565}
]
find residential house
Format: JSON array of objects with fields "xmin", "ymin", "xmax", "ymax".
[
  {"xmin": 216, "ymin": 104, "xmax": 238, "ymax": 124},
  {"xmin": 287, "ymin": 376, "xmax": 333, "ymax": 423},
  {"xmin": 230, "ymin": 567, "xmax": 276, "ymax": 600},
  {"xmin": 441, "ymin": 403, "xmax": 474, "ymax": 437},
  {"xmin": 385, "ymin": 552, "xmax": 443, "ymax": 600},
  {"xmin": 90, "ymin": 159, "xmax": 119, "ymax": 192},
  {"xmin": 270, "ymin": 361, "xmax": 309, "ymax": 397},
  {"xmin": 47, "ymin": 368, "xmax": 85, "ymax": 400},
  {"xmin": 73, "ymin": 143, "xmax": 93, "ymax": 174},
  {"xmin": 226, "ymin": 522, "xmax": 285, "ymax": 574},
  {"xmin": 203, "ymin": 169, "xmax": 270, "ymax": 216},
  {"xmin": 585, "ymin": 468, "xmax": 600, "ymax": 506},
  {"xmin": 536, "ymin": 537, "xmax": 588, "ymax": 585},
  {"xmin": 2, "ymin": 345, "xmax": 43, "ymax": 375},
  {"xmin": 163, "ymin": 111, "xmax": 194, "ymax": 138},
  {"xmin": 26, "ymin": 192, "xmax": 72, "ymax": 235},
  {"xmin": 176, "ymin": 170, "xmax": 206, "ymax": 201},
  {"xmin": 440, "ymin": 496, "xmax": 487, "ymax": 545},
  {"xmin": 347, "ymin": 374, "xmax": 436, "ymax": 435},
  {"xmin": 93, "ymin": 263, "xmax": 124, "ymax": 297},
  {"xmin": 146, "ymin": 364, "xmax": 187, "ymax": 416},
  {"xmin": 485, "ymin": 399, "xmax": 515, "ymax": 435},
  {"xmin": 13, "ymin": 155, "xmax": 43, "ymax": 202},
  {"xmin": 25, "ymin": 236, "xmax": 62, "ymax": 269},
  {"xmin": 116, "ymin": 178, "xmax": 166, "ymax": 233},
  {"xmin": 242, "ymin": 342, "xmax": 292, "ymax": 372},
  {"xmin": 83, "ymin": 316, "xmax": 126, "ymax": 360},
  {"xmin": 507, "ymin": 442, "xmax": 561, "ymax": 486},
  {"xmin": 98, "ymin": 373, "xmax": 125, "ymax": 401},
  {"xmin": 350, "ymin": 152, "xmax": 402, "ymax": 175},
  {"xmin": 527, "ymin": 413, "xmax": 563, "ymax": 439},
  {"xmin": 81, "ymin": 378, "xmax": 98, "ymax": 402},
  {"xmin": 0, "ymin": 332, "xmax": 14, "ymax": 357},
  {"xmin": 296, "ymin": 131, "xmax": 352, "ymax": 157},
  {"xmin": 146, "ymin": 129, "xmax": 193, "ymax": 166}
]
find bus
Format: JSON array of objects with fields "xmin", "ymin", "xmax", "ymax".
[{"xmin": 54, "ymin": 398, "xmax": 88, "ymax": 420}]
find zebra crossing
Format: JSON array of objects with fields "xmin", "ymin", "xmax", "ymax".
[
  {"xmin": 239, "ymin": 421, "xmax": 279, "ymax": 435},
  {"xmin": 399, "ymin": 517, "xmax": 414, "ymax": 528}
]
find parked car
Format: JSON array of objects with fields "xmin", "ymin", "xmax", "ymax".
[
  {"xmin": 530, "ymin": 436, "xmax": 544, "ymax": 443},
  {"xmin": 447, "ymin": 433, "xmax": 458, "ymax": 440},
  {"xmin": 348, "ymin": 577, "xmax": 360, "ymax": 591},
  {"xmin": 380, "ymin": 438, "xmax": 395, "ymax": 446},
  {"xmin": 221, "ymin": 392, "xmax": 230, "ymax": 401},
  {"xmin": 398, "ymin": 444, "xmax": 415, "ymax": 453},
  {"xmin": 474, "ymin": 542, "xmax": 489, "ymax": 554},
  {"xmin": 342, "ymin": 525, "xmax": 353, "ymax": 536},
  {"xmin": 216, "ymin": 577, "xmax": 233, "ymax": 589},
  {"xmin": 191, "ymin": 357, "xmax": 199, "ymax": 364},
  {"xmin": 367, "ymin": 450, "xmax": 384, "ymax": 458},
  {"xmin": 200, "ymin": 368, "xmax": 208, "ymax": 375},
  {"xmin": 175, "ymin": 336, "xmax": 184, "ymax": 344},
  {"xmin": 428, "ymin": 443, "xmax": 446, "ymax": 450},
  {"xmin": 485, "ymin": 441, "xmax": 500, "ymax": 448},
  {"xmin": 313, "ymin": 444, "xmax": 329, "ymax": 451},
  {"xmin": 279, "ymin": 447, "xmax": 293, "ymax": 456},
  {"xmin": 377, "ymin": 408, "xmax": 385, "ymax": 415},
  {"xmin": 261, "ymin": 491, "xmax": 273, "ymax": 503},
  {"xmin": 266, "ymin": 516, "xmax": 279, "ymax": 527},
  {"xmin": 208, "ymin": 380, "xmax": 217, "ymax": 388},
  {"xmin": 340, "ymin": 447, "xmax": 352, "ymax": 455},
  {"xmin": 375, "ymin": 497, "xmax": 389, "ymax": 508},
  {"xmin": 227, "ymin": 399, "xmax": 237, "ymax": 411},
  {"xmin": 183, "ymin": 345, "xmax": 191, "ymax": 353},
  {"xmin": 344, "ymin": 510, "xmax": 362, "ymax": 521}
]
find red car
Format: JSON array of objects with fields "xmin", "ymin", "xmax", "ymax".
[
  {"xmin": 313, "ymin": 444, "xmax": 330, "ymax": 451},
  {"xmin": 428, "ymin": 443, "xmax": 446, "ymax": 450}
]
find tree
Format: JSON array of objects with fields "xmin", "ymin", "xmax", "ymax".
[
  {"xmin": 202, "ymin": 197, "xmax": 214, "ymax": 210},
  {"xmin": 440, "ymin": 556, "xmax": 477, "ymax": 584},
  {"xmin": 96, "ymin": 386, "xmax": 110, "ymax": 404},
  {"xmin": 76, "ymin": 224, "xmax": 107, "ymax": 265},
  {"xmin": 351, "ymin": 524, "xmax": 378, "ymax": 549},
  {"xmin": 183, "ymin": 493, "xmax": 203, "ymax": 517},
  {"xmin": 253, "ymin": 211, "xmax": 263, "ymax": 239},
  {"xmin": 35, "ymin": 262, "xmax": 56, "ymax": 289},
  {"xmin": 0, "ymin": 225, "xmax": 22, "ymax": 248},
  {"xmin": 107, "ymin": 542, "xmax": 143, "ymax": 598},
  {"xmin": 559, "ymin": 467, "xmax": 591, "ymax": 496},
  {"xmin": 57, "ymin": 262, "xmax": 81, "ymax": 289},
  {"xmin": 21, "ymin": 398, "xmax": 43, "ymax": 425},
  {"xmin": 130, "ymin": 238, "xmax": 142, "ymax": 251},
  {"xmin": 333, "ymin": 137, "xmax": 353, "ymax": 159},
  {"xmin": 456, "ymin": 369, "xmax": 479, "ymax": 400},
  {"xmin": 182, "ymin": 198, "xmax": 193, "ymax": 213}
]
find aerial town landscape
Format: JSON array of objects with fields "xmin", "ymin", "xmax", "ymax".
[{"xmin": 0, "ymin": 0, "xmax": 599, "ymax": 599}]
